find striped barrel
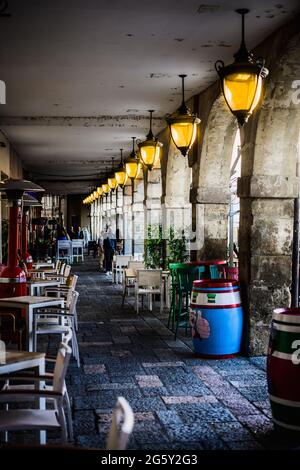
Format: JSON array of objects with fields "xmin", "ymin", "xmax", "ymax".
[
  {"xmin": 267, "ymin": 308, "xmax": 300, "ymax": 432},
  {"xmin": 189, "ymin": 279, "xmax": 243, "ymax": 358}
]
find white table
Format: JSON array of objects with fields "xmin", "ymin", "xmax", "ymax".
[
  {"xmin": 0, "ymin": 296, "xmax": 64, "ymax": 352},
  {"xmin": 27, "ymin": 279, "xmax": 61, "ymax": 296},
  {"xmin": 0, "ymin": 349, "xmax": 46, "ymax": 443},
  {"xmin": 32, "ymin": 262, "xmax": 55, "ymax": 269}
]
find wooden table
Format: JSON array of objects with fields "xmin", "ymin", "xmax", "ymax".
[
  {"xmin": 0, "ymin": 296, "xmax": 64, "ymax": 352},
  {"xmin": 27, "ymin": 279, "xmax": 61, "ymax": 296},
  {"xmin": 0, "ymin": 349, "xmax": 46, "ymax": 444}
]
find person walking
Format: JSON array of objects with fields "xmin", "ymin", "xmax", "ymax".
[{"xmin": 103, "ymin": 225, "xmax": 116, "ymax": 275}]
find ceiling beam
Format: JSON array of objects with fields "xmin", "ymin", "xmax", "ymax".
[{"xmin": 0, "ymin": 115, "xmax": 165, "ymax": 128}]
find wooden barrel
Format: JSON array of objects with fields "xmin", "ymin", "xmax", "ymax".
[
  {"xmin": 189, "ymin": 279, "xmax": 243, "ymax": 358},
  {"xmin": 267, "ymin": 308, "xmax": 300, "ymax": 432}
]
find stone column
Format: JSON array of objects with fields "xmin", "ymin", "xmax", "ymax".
[
  {"xmin": 238, "ymin": 175, "xmax": 298, "ymax": 355},
  {"xmin": 145, "ymin": 167, "xmax": 162, "ymax": 230},
  {"xmin": 133, "ymin": 177, "xmax": 145, "ymax": 258},
  {"xmin": 123, "ymin": 182, "xmax": 132, "ymax": 255},
  {"xmin": 191, "ymin": 185, "xmax": 230, "ymax": 259}
]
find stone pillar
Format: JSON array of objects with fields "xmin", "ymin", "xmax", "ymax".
[
  {"xmin": 123, "ymin": 182, "xmax": 132, "ymax": 255},
  {"xmin": 133, "ymin": 177, "xmax": 145, "ymax": 259},
  {"xmin": 145, "ymin": 167, "xmax": 162, "ymax": 230},
  {"xmin": 191, "ymin": 185, "xmax": 230, "ymax": 259},
  {"xmin": 238, "ymin": 175, "xmax": 298, "ymax": 355}
]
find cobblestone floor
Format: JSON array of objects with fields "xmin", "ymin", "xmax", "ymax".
[
  {"xmin": 3, "ymin": 257, "xmax": 300, "ymax": 450},
  {"xmin": 62, "ymin": 258, "xmax": 300, "ymax": 451}
]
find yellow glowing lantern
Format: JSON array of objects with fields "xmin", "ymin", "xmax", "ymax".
[
  {"xmin": 97, "ymin": 187, "xmax": 103, "ymax": 196},
  {"xmin": 215, "ymin": 9, "xmax": 268, "ymax": 126},
  {"xmin": 108, "ymin": 176, "xmax": 117, "ymax": 190},
  {"xmin": 102, "ymin": 182, "xmax": 110, "ymax": 194},
  {"xmin": 125, "ymin": 137, "xmax": 141, "ymax": 181},
  {"xmin": 115, "ymin": 149, "xmax": 128, "ymax": 188},
  {"xmin": 138, "ymin": 110, "xmax": 163, "ymax": 171},
  {"xmin": 166, "ymin": 75, "xmax": 200, "ymax": 157}
]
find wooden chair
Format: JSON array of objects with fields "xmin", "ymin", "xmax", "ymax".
[
  {"xmin": 0, "ymin": 342, "xmax": 72, "ymax": 444},
  {"xmin": 135, "ymin": 269, "xmax": 163, "ymax": 314},
  {"xmin": 33, "ymin": 291, "xmax": 80, "ymax": 367},
  {"xmin": 106, "ymin": 397, "xmax": 134, "ymax": 450}
]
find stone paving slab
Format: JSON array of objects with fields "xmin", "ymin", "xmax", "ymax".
[{"xmin": 5, "ymin": 257, "xmax": 299, "ymax": 450}]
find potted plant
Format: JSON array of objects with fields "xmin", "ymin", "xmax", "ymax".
[
  {"xmin": 144, "ymin": 224, "xmax": 164, "ymax": 269},
  {"xmin": 167, "ymin": 226, "xmax": 189, "ymax": 264}
]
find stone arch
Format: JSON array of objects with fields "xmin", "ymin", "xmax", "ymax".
[{"xmin": 195, "ymin": 94, "xmax": 238, "ymax": 258}]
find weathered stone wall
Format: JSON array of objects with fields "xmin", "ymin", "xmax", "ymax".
[{"xmin": 238, "ymin": 29, "xmax": 300, "ymax": 355}]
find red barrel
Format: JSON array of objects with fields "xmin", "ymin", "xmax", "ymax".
[{"xmin": 267, "ymin": 308, "xmax": 300, "ymax": 432}]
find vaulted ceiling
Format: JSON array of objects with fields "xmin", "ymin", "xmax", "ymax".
[{"xmin": 0, "ymin": 0, "xmax": 298, "ymax": 193}]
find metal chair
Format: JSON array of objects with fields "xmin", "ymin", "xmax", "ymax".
[
  {"xmin": 135, "ymin": 269, "xmax": 163, "ymax": 314},
  {"xmin": 71, "ymin": 240, "xmax": 84, "ymax": 263},
  {"xmin": 112, "ymin": 255, "xmax": 132, "ymax": 284},
  {"xmin": 0, "ymin": 342, "xmax": 72, "ymax": 444},
  {"xmin": 33, "ymin": 291, "xmax": 80, "ymax": 367},
  {"xmin": 174, "ymin": 265, "xmax": 205, "ymax": 340}
]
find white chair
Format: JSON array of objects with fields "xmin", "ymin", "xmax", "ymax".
[
  {"xmin": 71, "ymin": 240, "xmax": 84, "ymax": 263},
  {"xmin": 112, "ymin": 255, "xmax": 132, "ymax": 284},
  {"xmin": 44, "ymin": 275, "xmax": 79, "ymax": 330},
  {"xmin": 135, "ymin": 269, "xmax": 163, "ymax": 314},
  {"xmin": 0, "ymin": 342, "xmax": 72, "ymax": 444},
  {"xmin": 106, "ymin": 397, "xmax": 134, "ymax": 450},
  {"xmin": 33, "ymin": 291, "xmax": 80, "ymax": 367},
  {"xmin": 0, "ymin": 331, "xmax": 74, "ymax": 441},
  {"xmin": 128, "ymin": 260, "xmax": 144, "ymax": 271},
  {"xmin": 45, "ymin": 264, "xmax": 71, "ymax": 282},
  {"xmin": 57, "ymin": 240, "xmax": 72, "ymax": 263}
]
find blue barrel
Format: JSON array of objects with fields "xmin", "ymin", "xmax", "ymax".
[{"xmin": 189, "ymin": 279, "xmax": 243, "ymax": 358}]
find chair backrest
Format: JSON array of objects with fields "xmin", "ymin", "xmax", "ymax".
[
  {"xmin": 66, "ymin": 274, "xmax": 78, "ymax": 289},
  {"xmin": 209, "ymin": 265, "xmax": 221, "ymax": 279},
  {"xmin": 169, "ymin": 262, "xmax": 187, "ymax": 284},
  {"xmin": 59, "ymin": 262, "xmax": 66, "ymax": 275},
  {"xmin": 53, "ymin": 342, "xmax": 72, "ymax": 393},
  {"xmin": 55, "ymin": 260, "xmax": 60, "ymax": 272},
  {"xmin": 176, "ymin": 266, "xmax": 205, "ymax": 293},
  {"xmin": 68, "ymin": 290, "xmax": 79, "ymax": 314},
  {"xmin": 116, "ymin": 255, "xmax": 132, "ymax": 268},
  {"xmin": 137, "ymin": 269, "xmax": 162, "ymax": 289},
  {"xmin": 63, "ymin": 265, "xmax": 71, "ymax": 277},
  {"xmin": 106, "ymin": 397, "xmax": 134, "ymax": 450},
  {"xmin": 128, "ymin": 261, "xmax": 144, "ymax": 271},
  {"xmin": 72, "ymin": 240, "xmax": 84, "ymax": 249}
]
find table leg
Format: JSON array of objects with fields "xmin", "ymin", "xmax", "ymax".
[
  {"xmin": 37, "ymin": 358, "xmax": 46, "ymax": 444},
  {"xmin": 27, "ymin": 305, "xmax": 33, "ymax": 352}
]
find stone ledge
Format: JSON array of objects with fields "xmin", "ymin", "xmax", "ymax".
[
  {"xmin": 238, "ymin": 175, "xmax": 299, "ymax": 198},
  {"xmin": 190, "ymin": 186, "xmax": 230, "ymax": 204}
]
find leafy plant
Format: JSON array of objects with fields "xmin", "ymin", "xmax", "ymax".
[
  {"xmin": 144, "ymin": 224, "xmax": 164, "ymax": 269},
  {"xmin": 167, "ymin": 226, "xmax": 189, "ymax": 264}
]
